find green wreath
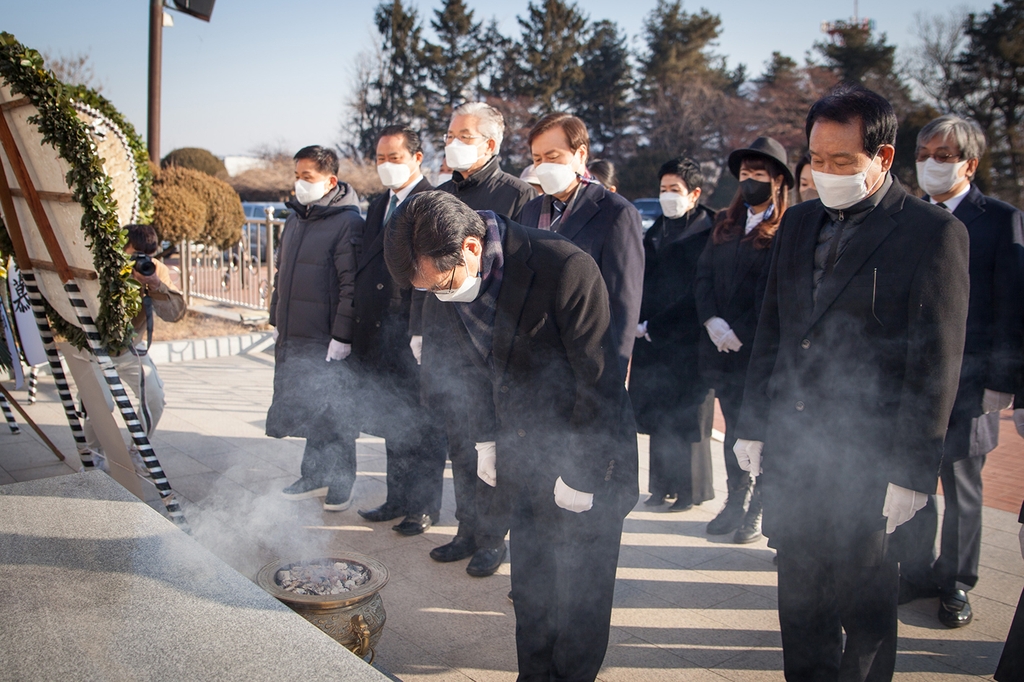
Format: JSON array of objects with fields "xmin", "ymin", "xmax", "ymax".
[{"xmin": 0, "ymin": 33, "xmax": 139, "ymax": 353}]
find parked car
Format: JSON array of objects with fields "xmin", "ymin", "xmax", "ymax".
[
  {"xmin": 239, "ymin": 202, "xmax": 290, "ymax": 263},
  {"xmin": 632, "ymin": 198, "xmax": 662, "ymax": 233}
]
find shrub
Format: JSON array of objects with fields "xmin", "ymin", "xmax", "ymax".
[
  {"xmin": 161, "ymin": 147, "xmax": 228, "ymax": 180},
  {"xmin": 153, "ymin": 167, "xmax": 244, "ymax": 249}
]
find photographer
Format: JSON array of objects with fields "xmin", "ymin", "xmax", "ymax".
[{"xmin": 84, "ymin": 224, "xmax": 185, "ymax": 475}]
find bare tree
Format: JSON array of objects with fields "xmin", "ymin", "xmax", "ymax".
[
  {"xmin": 907, "ymin": 8, "xmax": 969, "ymax": 111},
  {"xmin": 42, "ymin": 51, "xmax": 101, "ymax": 92}
]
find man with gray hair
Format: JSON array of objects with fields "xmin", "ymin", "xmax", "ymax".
[
  {"xmin": 897, "ymin": 114, "xmax": 1024, "ymax": 628},
  {"xmin": 413, "ymin": 103, "xmax": 537, "ymax": 577},
  {"xmin": 437, "ymin": 102, "xmax": 536, "ymax": 219}
]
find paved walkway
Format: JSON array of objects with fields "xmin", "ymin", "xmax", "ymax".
[{"xmin": 0, "ymin": 347, "xmax": 1021, "ymax": 680}]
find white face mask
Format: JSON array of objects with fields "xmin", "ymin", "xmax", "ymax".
[
  {"xmin": 445, "ymin": 139, "xmax": 483, "ymax": 172},
  {"xmin": 535, "ymin": 162, "xmax": 578, "ymax": 196},
  {"xmin": 294, "ymin": 178, "xmax": 329, "ymax": 205},
  {"xmin": 659, "ymin": 191, "xmax": 692, "ymax": 219},
  {"xmin": 377, "ymin": 162, "xmax": 412, "ymax": 190},
  {"xmin": 811, "ymin": 155, "xmax": 879, "ymax": 210},
  {"xmin": 437, "ymin": 172, "xmax": 453, "ymax": 185},
  {"xmin": 916, "ymin": 158, "xmax": 968, "ymax": 197},
  {"xmin": 434, "ymin": 260, "xmax": 482, "ymax": 303}
]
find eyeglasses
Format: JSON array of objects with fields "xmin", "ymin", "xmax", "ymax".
[
  {"xmin": 420, "ymin": 263, "xmax": 459, "ymax": 293},
  {"xmin": 915, "ymin": 150, "xmax": 962, "ymax": 164},
  {"xmin": 444, "ymin": 133, "xmax": 485, "ymax": 145}
]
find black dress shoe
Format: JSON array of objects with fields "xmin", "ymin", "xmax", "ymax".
[
  {"xmin": 667, "ymin": 497, "xmax": 693, "ymax": 512},
  {"xmin": 358, "ymin": 503, "xmax": 404, "ymax": 522},
  {"xmin": 897, "ymin": 577, "xmax": 940, "ymax": 605},
  {"xmin": 392, "ymin": 513, "xmax": 435, "ymax": 536},
  {"xmin": 643, "ymin": 493, "xmax": 667, "ymax": 506},
  {"xmin": 466, "ymin": 545, "xmax": 507, "ymax": 577},
  {"xmin": 938, "ymin": 589, "xmax": 973, "ymax": 628},
  {"xmin": 430, "ymin": 536, "xmax": 477, "ymax": 562}
]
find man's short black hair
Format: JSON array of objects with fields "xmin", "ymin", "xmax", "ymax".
[
  {"xmin": 658, "ymin": 157, "xmax": 703, "ymax": 192},
  {"xmin": 293, "ymin": 145, "xmax": 339, "ymax": 176},
  {"xmin": 384, "ymin": 191, "xmax": 486, "ymax": 288},
  {"xmin": 126, "ymin": 223, "xmax": 159, "ymax": 255},
  {"xmin": 805, "ymin": 83, "xmax": 897, "ymax": 156},
  {"xmin": 378, "ymin": 124, "xmax": 423, "ymax": 156}
]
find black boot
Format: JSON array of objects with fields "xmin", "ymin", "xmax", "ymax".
[
  {"xmin": 733, "ymin": 484, "xmax": 762, "ymax": 544},
  {"xmin": 707, "ymin": 476, "xmax": 750, "ymax": 535}
]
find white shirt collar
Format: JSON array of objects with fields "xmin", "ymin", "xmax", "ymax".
[
  {"xmin": 930, "ymin": 183, "xmax": 970, "ymax": 214},
  {"xmin": 390, "ymin": 172, "xmax": 422, "ymax": 205},
  {"xmin": 745, "ymin": 207, "xmax": 766, "ymax": 234}
]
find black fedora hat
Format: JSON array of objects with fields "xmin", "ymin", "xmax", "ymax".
[{"xmin": 728, "ymin": 136, "xmax": 794, "ymax": 188}]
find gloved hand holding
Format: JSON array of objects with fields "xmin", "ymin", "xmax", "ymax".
[
  {"xmin": 722, "ymin": 330, "xmax": 743, "ymax": 353},
  {"xmin": 553, "ymin": 476, "xmax": 594, "ymax": 513},
  {"xmin": 1014, "ymin": 409, "xmax": 1024, "ymax": 438},
  {"xmin": 409, "ymin": 335, "xmax": 423, "ymax": 365},
  {"xmin": 704, "ymin": 317, "xmax": 733, "ymax": 352},
  {"xmin": 272, "ymin": 328, "xmax": 279, "ymax": 341},
  {"xmin": 734, "ymin": 439, "xmax": 764, "ymax": 478},
  {"xmin": 476, "ymin": 441, "xmax": 497, "ymax": 487},
  {"xmin": 326, "ymin": 339, "xmax": 351, "ymax": 362},
  {"xmin": 636, "ymin": 321, "xmax": 651, "ymax": 342},
  {"xmin": 882, "ymin": 482, "xmax": 928, "ymax": 534},
  {"xmin": 983, "ymin": 389, "xmax": 1014, "ymax": 414}
]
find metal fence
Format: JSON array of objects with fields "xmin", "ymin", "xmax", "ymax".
[{"xmin": 182, "ymin": 206, "xmax": 281, "ymax": 312}]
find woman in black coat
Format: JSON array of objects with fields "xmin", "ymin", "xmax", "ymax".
[
  {"xmin": 694, "ymin": 136, "xmax": 792, "ymax": 542},
  {"xmin": 630, "ymin": 157, "xmax": 715, "ymax": 510}
]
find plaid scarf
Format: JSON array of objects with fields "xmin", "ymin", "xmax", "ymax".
[{"xmin": 452, "ymin": 211, "xmax": 506, "ymax": 369}]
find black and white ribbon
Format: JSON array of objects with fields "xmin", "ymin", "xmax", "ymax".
[{"xmin": 0, "ymin": 391, "xmax": 19, "ymax": 434}]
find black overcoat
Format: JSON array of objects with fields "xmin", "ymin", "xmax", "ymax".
[
  {"xmin": 520, "ymin": 182, "xmax": 645, "ymax": 375},
  {"xmin": 427, "ymin": 219, "xmax": 640, "ymax": 517},
  {"xmin": 266, "ymin": 184, "xmax": 364, "ymax": 440},
  {"xmin": 736, "ymin": 178, "xmax": 970, "ymax": 560},
  {"xmin": 629, "ymin": 207, "xmax": 713, "ymax": 438},
  {"xmin": 937, "ymin": 185, "xmax": 1024, "ymax": 460},
  {"xmin": 694, "ymin": 230, "xmax": 773, "ymax": 386}
]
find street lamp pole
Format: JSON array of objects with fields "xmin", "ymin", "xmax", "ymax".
[{"xmin": 147, "ymin": 0, "xmax": 163, "ymax": 164}]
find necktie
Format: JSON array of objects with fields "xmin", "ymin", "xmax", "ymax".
[
  {"xmin": 550, "ymin": 199, "xmax": 567, "ymax": 230},
  {"xmin": 384, "ymin": 194, "xmax": 399, "ymax": 224},
  {"xmin": 936, "ymin": 202, "xmax": 949, "ymax": 211}
]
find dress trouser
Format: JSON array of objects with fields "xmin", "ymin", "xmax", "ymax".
[
  {"xmin": 300, "ymin": 430, "xmax": 357, "ymax": 497},
  {"xmin": 647, "ymin": 389, "xmax": 715, "ymax": 504},
  {"xmin": 446, "ymin": 413, "xmax": 508, "ymax": 549},
  {"xmin": 898, "ymin": 410, "xmax": 987, "ymax": 594},
  {"xmin": 995, "ymin": 586, "xmax": 1024, "ymax": 681},
  {"xmin": 776, "ymin": 542, "xmax": 898, "ymax": 682},
  {"xmin": 509, "ymin": 481, "xmax": 625, "ymax": 682},
  {"xmin": 382, "ymin": 410, "xmax": 446, "ymax": 516},
  {"xmin": 83, "ymin": 350, "xmax": 164, "ymax": 450}
]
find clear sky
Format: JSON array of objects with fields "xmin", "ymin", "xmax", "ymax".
[{"xmin": 3, "ymin": 0, "xmax": 990, "ymax": 159}]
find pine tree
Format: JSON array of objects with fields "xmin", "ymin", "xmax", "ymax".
[
  {"xmin": 422, "ymin": 0, "xmax": 486, "ymax": 145},
  {"xmin": 570, "ymin": 20, "xmax": 633, "ymax": 156},
  {"xmin": 514, "ymin": 0, "xmax": 588, "ymax": 112},
  {"xmin": 638, "ymin": 0, "xmax": 724, "ymax": 99}
]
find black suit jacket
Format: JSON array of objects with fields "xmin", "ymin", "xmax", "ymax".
[
  {"xmin": 427, "ymin": 219, "xmax": 639, "ymax": 517},
  {"xmin": 737, "ymin": 178, "xmax": 970, "ymax": 556},
  {"xmin": 940, "ymin": 186, "xmax": 1024, "ymax": 426},
  {"xmin": 520, "ymin": 182, "xmax": 644, "ymax": 375},
  {"xmin": 352, "ymin": 177, "xmax": 433, "ymax": 373}
]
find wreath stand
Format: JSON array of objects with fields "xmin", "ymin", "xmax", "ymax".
[{"xmin": 0, "ymin": 92, "xmax": 186, "ymax": 529}]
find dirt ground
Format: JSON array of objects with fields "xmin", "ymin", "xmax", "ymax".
[{"xmin": 151, "ymin": 310, "xmax": 270, "ymax": 342}]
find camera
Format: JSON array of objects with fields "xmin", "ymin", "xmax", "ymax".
[{"xmin": 131, "ymin": 253, "xmax": 157, "ymax": 277}]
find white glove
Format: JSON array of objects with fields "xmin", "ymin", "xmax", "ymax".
[
  {"xmin": 272, "ymin": 328, "xmax": 279, "ymax": 341},
  {"xmin": 734, "ymin": 439, "xmax": 764, "ymax": 479},
  {"xmin": 636, "ymin": 321, "xmax": 652, "ymax": 342},
  {"xmin": 721, "ymin": 330, "xmax": 743, "ymax": 352},
  {"xmin": 409, "ymin": 335, "xmax": 423, "ymax": 365},
  {"xmin": 1014, "ymin": 409, "xmax": 1024, "ymax": 438},
  {"xmin": 553, "ymin": 476, "xmax": 594, "ymax": 513},
  {"xmin": 326, "ymin": 339, "xmax": 351, "ymax": 362},
  {"xmin": 983, "ymin": 389, "xmax": 1014, "ymax": 414},
  {"xmin": 475, "ymin": 441, "xmax": 496, "ymax": 487},
  {"xmin": 882, "ymin": 482, "xmax": 928, "ymax": 534},
  {"xmin": 704, "ymin": 317, "xmax": 733, "ymax": 352}
]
